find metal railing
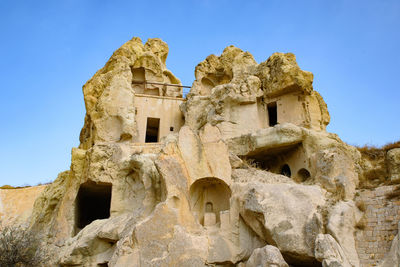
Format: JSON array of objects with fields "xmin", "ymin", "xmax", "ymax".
[{"xmin": 132, "ymin": 80, "xmax": 191, "ymax": 88}]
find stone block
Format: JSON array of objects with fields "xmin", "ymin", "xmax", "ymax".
[{"xmin": 204, "ymin": 212, "xmax": 217, "ymax": 227}]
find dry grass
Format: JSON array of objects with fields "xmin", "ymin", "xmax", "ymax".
[
  {"xmin": 383, "ymin": 141, "xmax": 400, "ymax": 151},
  {"xmin": 356, "ymin": 140, "xmax": 400, "ymax": 189},
  {"xmin": 356, "ymin": 200, "xmax": 366, "ymax": 212},
  {"xmin": 357, "ymin": 141, "xmax": 400, "ymax": 160},
  {"xmin": 355, "ymin": 216, "xmax": 367, "ymax": 230},
  {"xmin": 357, "ymin": 146, "xmax": 385, "ymax": 160},
  {"xmin": 0, "ymin": 224, "xmax": 49, "ymax": 266},
  {"xmin": 241, "ymin": 158, "xmax": 265, "ymax": 171},
  {"xmin": 363, "ymin": 168, "xmax": 388, "ymax": 183},
  {"xmin": 0, "ymin": 185, "xmax": 15, "ymax": 189},
  {"xmin": 358, "ymin": 166, "xmax": 388, "ymax": 189},
  {"xmin": 386, "ymin": 185, "xmax": 400, "ymax": 200}
]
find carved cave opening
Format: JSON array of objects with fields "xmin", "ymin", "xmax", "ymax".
[
  {"xmin": 132, "ymin": 67, "xmax": 146, "ymax": 94},
  {"xmin": 297, "ymin": 168, "xmax": 311, "ymax": 182},
  {"xmin": 200, "ymin": 70, "xmax": 232, "ymax": 96},
  {"xmin": 145, "ymin": 117, "xmax": 160, "ymax": 143},
  {"xmin": 241, "ymin": 144, "xmax": 300, "ymax": 173},
  {"xmin": 189, "ymin": 178, "xmax": 231, "ymax": 227},
  {"xmin": 75, "ymin": 182, "xmax": 112, "ymax": 232},
  {"xmin": 200, "ymin": 77, "xmax": 215, "ymax": 95},
  {"xmin": 280, "ymin": 164, "xmax": 291, "ymax": 178}
]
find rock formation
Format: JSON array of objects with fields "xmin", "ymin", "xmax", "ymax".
[
  {"xmin": 0, "ymin": 185, "xmax": 46, "ymax": 226},
  {"xmin": 1, "ymin": 37, "xmax": 400, "ymax": 267}
]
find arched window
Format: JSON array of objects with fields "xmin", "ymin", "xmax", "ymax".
[{"xmin": 297, "ymin": 168, "xmax": 311, "ymax": 182}]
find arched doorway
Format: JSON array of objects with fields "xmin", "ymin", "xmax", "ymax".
[{"xmin": 189, "ymin": 178, "xmax": 231, "ymax": 227}]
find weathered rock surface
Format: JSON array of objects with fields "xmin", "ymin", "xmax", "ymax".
[
  {"xmin": 327, "ymin": 201, "xmax": 361, "ymax": 267},
  {"xmin": 0, "ymin": 185, "xmax": 47, "ymax": 226},
  {"xmin": 79, "ymin": 37, "xmax": 182, "ymax": 149},
  {"xmin": 315, "ymin": 234, "xmax": 352, "ymax": 267},
  {"xmin": 1, "ymin": 37, "xmax": 398, "ymax": 267},
  {"xmin": 236, "ymin": 177, "xmax": 326, "ymax": 265},
  {"xmin": 226, "ymin": 123, "xmax": 304, "ymax": 157},
  {"xmin": 387, "ymin": 148, "xmax": 400, "ymax": 181},
  {"xmin": 246, "ymin": 245, "xmax": 289, "ymax": 267},
  {"xmin": 379, "ymin": 228, "xmax": 400, "ymax": 267},
  {"xmin": 182, "ymin": 46, "xmax": 330, "ymax": 139}
]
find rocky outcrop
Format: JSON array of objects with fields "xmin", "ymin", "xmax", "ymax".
[
  {"xmin": 315, "ymin": 234, "xmax": 352, "ymax": 267},
  {"xmin": 256, "ymin": 52, "xmax": 313, "ymax": 97},
  {"xmin": 1, "ymin": 37, "xmax": 398, "ymax": 267},
  {"xmin": 79, "ymin": 37, "xmax": 182, "ymax": 149},
  {"xmin": 246, "ymin": 245, "xmax": 289, "ymax": 267},
  {"xmin": 225, "ymin": 123, "xmax": 304, "ymax": 157},
  {"xmin": 327, "ymin": 201, "xmax": 362, "ymax": 267},
  {"xmin": 235, "ymin": 175, "xmax": 325, "ymax": 265},
  {"xmin": 182, "ymin": 46, "xmax": 330, "ymax": 139}
]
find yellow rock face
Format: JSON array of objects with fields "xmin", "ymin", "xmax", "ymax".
[
  {"xmin": 79, "ymin": 37, "xmax": 182, "ymax": 149},
  {"xmin": 0, "ymin": 185, "xmax": 47, "ymax": 225},
  {"xmin": 183, "ymin": 45, "xmax": 330, "ymax": 139}
]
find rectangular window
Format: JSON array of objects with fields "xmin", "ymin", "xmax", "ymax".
[
  {"xmin": 145, "ymin": 117, "xmax": 160, "ymax": 143},
  {"xmin": 267, "ymin": 102, "xmax": 278, "ymax": 126}
]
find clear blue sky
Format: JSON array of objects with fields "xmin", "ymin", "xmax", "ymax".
[{"xmin": 0, "ymin": 0, "xmax": 399, "ymax": 186}]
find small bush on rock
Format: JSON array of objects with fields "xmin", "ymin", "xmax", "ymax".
[{"xmin": 0, "ymin": 223, "xmax": 48, "ymax": 267}]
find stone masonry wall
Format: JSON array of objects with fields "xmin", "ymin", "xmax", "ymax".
[{"xmin": 355, "ymin": 185, "xmax": 400, "ymax": 266}]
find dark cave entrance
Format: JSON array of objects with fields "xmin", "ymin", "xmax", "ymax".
[
  {"xmin": 280, "ymin": 164, "xmax": 291, "ymax": 178},
  {"xmin": 75, "ymin": 182, "xmax": 112, "ymax": 231}
]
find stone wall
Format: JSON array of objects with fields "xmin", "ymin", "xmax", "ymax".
[
  {"xmin": 134, "ymin": 94, "xmax": 184, "ymax": 143},
  {"xmin": 355, "ymin": 185, "xmax": 400, "ymax": 266}
]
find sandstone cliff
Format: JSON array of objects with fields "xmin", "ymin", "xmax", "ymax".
[
  {"xmin": 0, "ymin": 185, "xmax": 47, "ymax": 226},
  {"xmin": 1, "ymin": 37, "xmax": 399, "ymax": 267}
]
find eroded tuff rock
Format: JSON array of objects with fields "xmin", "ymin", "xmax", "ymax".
[
  {"xmin": 79, "ymin": 37, "xmax": 182, "ymax": 149},
  {"xmin": 236, "ymin": 178, "xmax": 326, "ymax": 264},
  {"xmin": 315, "ymin": 234, "xmax": 352, "ymax": 267},
  {"xmin": 327, "ymin": 201, "xmax": 362, "ymax": 267},
  {"xmin": 182, "ymin": 47, "xmax": 330, "ymax": 138},
  {"xmin": 246, "ymin": 245, "xmax": 289, "ymax": 267},
  {"xmin": 2, "ymin": 37, "xmax": 399, "ymax": 267}
]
